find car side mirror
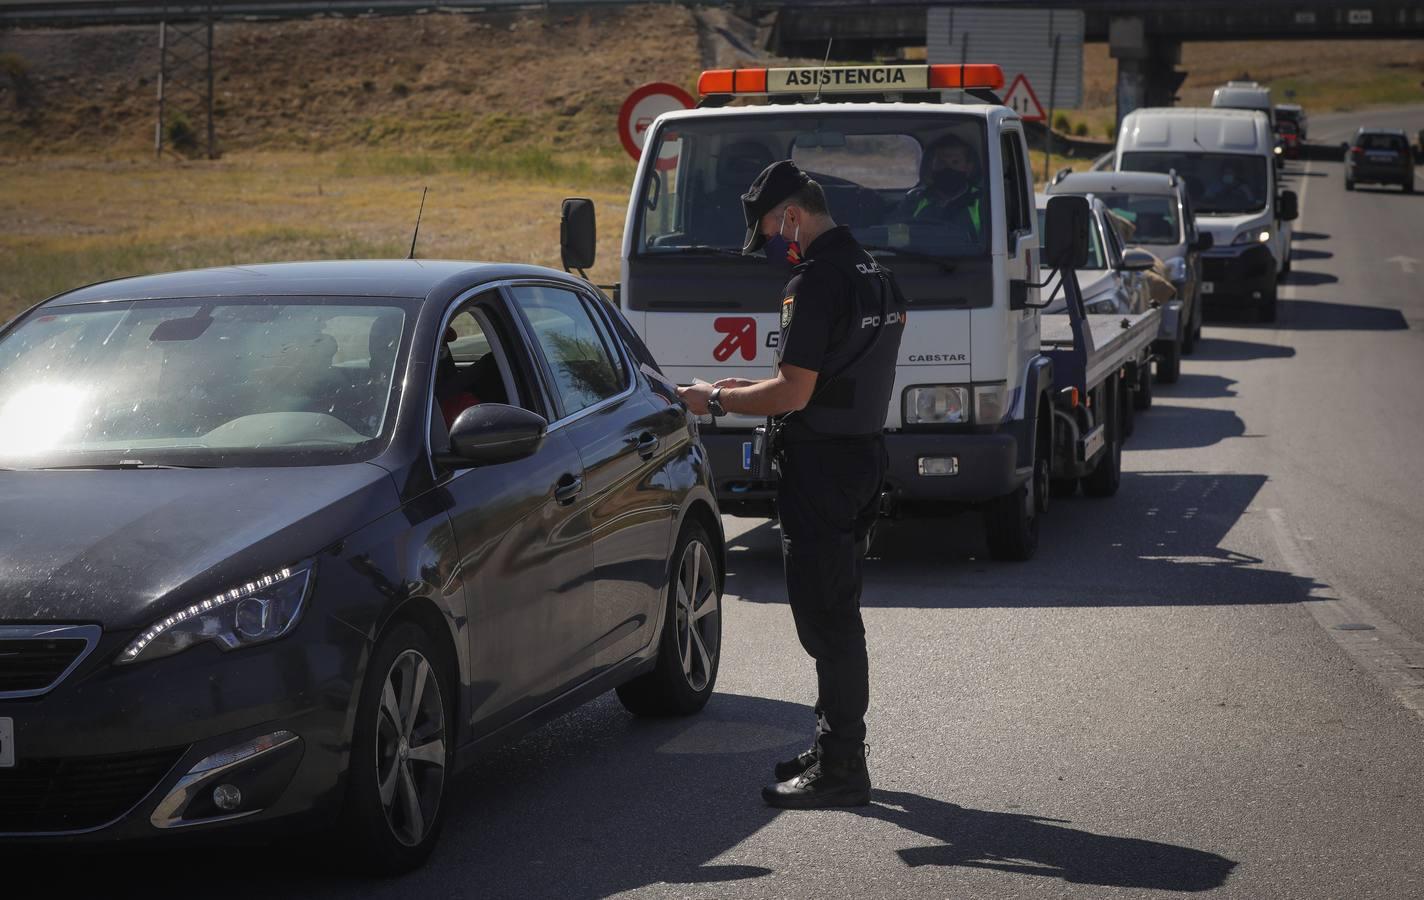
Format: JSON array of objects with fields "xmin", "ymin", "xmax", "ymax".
[
  {"xmin": 1278, "ymin": 190, "xmax": 1299, "ymax": 222},
  {"xmin": 1193, "ymin": 232, "xmax": 1214, "ymax": 252},
  {"xmin": 438, "ymin": 403, "xmax": 547, "ymax": 468},
  {"xmin": 1043, "ymin": 195, "xmax": 1090, "ymax": 270},
  {"xmin": 1119, "ymin": 248, "xmax": 1157, "ymax": 272},
  {"xmin": 560, "ymin": 198, "xmax": 597, "ymax": 273}
]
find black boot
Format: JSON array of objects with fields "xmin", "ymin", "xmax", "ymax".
[
  {"xmin": 762, "ymin": 755, "xmax": 871, "ymax": 809},
  {"xmin": 773, "ymin": 746, "xmax": 818, "ymax": 782}
]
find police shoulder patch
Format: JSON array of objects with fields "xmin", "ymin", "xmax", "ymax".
[{"xmin": 780, "ymin": 296, "xmax": 795, "ymax": 330}]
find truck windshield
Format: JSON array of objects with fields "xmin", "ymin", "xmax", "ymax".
[
  {"xmin": 636, "ymin": 113, "xmax": 991, "ymax": 261},
  {"xmin": 1093, "ymin": 193, "xmax": 1180, "ymax": 245},
  {"xmin": 1120, "ymin": 152, "xmax": 1267, "ymax": 216},
  {"xmin": 0, "ymin": 298, "xmax": 409, "ymax": 469}
]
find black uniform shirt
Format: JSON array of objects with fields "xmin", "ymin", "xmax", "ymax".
[{"xmin": 776, "ymin": 225, "xmax": 907, "ymax": 437}]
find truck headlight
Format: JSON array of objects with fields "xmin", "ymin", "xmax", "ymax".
[
  {"xmin": 904, "ymin": 386, "xmax": 968, "ymax": 424},
  {"xmin": 973, "ymin": 383, "xmax": 1010, "ymax": 425},
  {"xmin": 1233, "ymin": 229, "xmax": 1271, "ymax": 245},
  {"xmin": 117, "ymin": 567, "xmax": 312, "ymax": 665},
  {"xmin": 1164, "ymin": 255, "xmax": 1188, "ymax": 283}
]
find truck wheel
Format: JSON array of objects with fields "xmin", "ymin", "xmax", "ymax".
[
  {"xmin": 1083, "ymin": 384, "xmax": 1121, "ymax": 498},
  {"xmin": 1345, "ymin": 178, "xmax": 1355, "ymax": 191},
  {"xmin": 985, "ymin": 462, "xmax": 1043, "ymax": 563},
  {"xmin": 1133, "ymin": 363, "xmax": 1153, "ymax": 411},
  {"xmin": 616, "ymin": 522, "xmax": 721, "ymax": 717},
  {"xmin": 1155, "ymin": 340, "xmax": 1181, "ymax": 384}
]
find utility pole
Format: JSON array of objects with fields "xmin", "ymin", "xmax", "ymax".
[{"xmin": 155, "ymin": 10, "xmax": 216, "ymax": 159}]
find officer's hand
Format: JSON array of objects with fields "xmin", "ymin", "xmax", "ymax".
[
  {"xmin": 677, "ymin": 383, "xmax": 713, "ymax": 415},
  {"xmin": 712, "ymin": 377, "xmax": 756, "ymax": 390}
]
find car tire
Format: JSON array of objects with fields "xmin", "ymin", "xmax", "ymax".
[
  {"xmin": 1182, "ymin": 305, "xmax": 1198, "ymax": 355},
  {"xmin": 616, "ymin": 521, "xmax": 721, "ymax": 717},
  {"xmin": 985, "ymin": 428, "xmax": 1048, "ymax": 562},
  {"xmin": 1406, "ymin": 179, "xmax": 1415, "ymax": 194},
  {"xmin": 1345, "ymin": 178, "xmax": 1355, "ymax": 192},
  {"xmin": 1083, "ymin": 382, "xmax": 1122, "ymax": 498},
  {"xmin": 1156, "ymin": 340, "xmax": 1181, "ymax": 384},
  {"xmin": 1133, "ymin": 362, "xmax": 1153, "ymax": 411},
  {"xmin": 339, "ymin": 621, "xmax": 455, "ymax": 875}
]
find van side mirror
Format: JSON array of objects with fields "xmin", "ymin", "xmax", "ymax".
[
  {"xmin": 560, "ymin": 198, "xmax": 597, "ymax": 273},
  {"xmin": 1278, "ymin": 190, "xmax": 1299, "ymax": 222},
  {"xmin": 1043, "ymin": 195, "xmax": 1090, "ymax": 270},
  {"xmin": 1193, "ymin": 232, "xmax": 1214, "ymax": 252}
]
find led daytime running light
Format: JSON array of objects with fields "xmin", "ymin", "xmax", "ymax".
[{"xmin": 121, "ymin": 567, "xmax": 294, "ymax": 663}]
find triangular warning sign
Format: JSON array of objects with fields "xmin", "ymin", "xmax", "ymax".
[{"xmin": 1003, "ymin": 73, "xmax": 1046, "ymax": 122}]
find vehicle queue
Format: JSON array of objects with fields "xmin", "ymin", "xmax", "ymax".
[{"xmin": 2, "ymin": 57, "xmax": 1406, "ymax": 873}]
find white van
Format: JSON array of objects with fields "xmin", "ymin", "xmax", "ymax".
[
  {"xmin": 1114, "ymin": 107, "xmax": 1298, "ymax": 322},
  {"xmin": 1212, "ymin": 83, "xmax": 1275, "ymax": 130}
]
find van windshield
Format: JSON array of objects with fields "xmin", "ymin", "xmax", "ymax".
[
  {"xmin": 635, "ymin": 113, "xmax": 992, "ymax": 262},
  {"xmin": 1120, "ymin": 152, "xmax": 1268, "ymax": 216}
]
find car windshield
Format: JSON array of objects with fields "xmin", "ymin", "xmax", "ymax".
[
  {"xmin": 636, "ymin": 112, "xmax": 992, "ymax": 261},
  {"xmin": 1359, "ymin": 133, "xmax": 1407, "ymax": 152},
  {"xmin": 1094, "ymin": 192, "xmax": 1180, "ymax": 245},
  {"xmin": 1036, "ymin": 207, "xmax": 1107, "ymax": 270},
  {"xmin": 1120, "ymin": 152, "xmax": 1268, "ymax": 215},
  {"xmin": 0, "ymin": 297, "xmax": 410, "ymax": 469}
]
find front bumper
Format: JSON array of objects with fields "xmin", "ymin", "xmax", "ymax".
[
  {"xmin": 0, "ymin": 613, "xmax": 365, "ymax": 843},
  {"xmin": 702, "ymin": 429, "xmax": 1022, "ymax": 507},
  {"xmin": 1201, "ymin": 245, "xmax": 1276, "ymax": 310}
]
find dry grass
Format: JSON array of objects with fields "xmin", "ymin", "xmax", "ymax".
[{"xmin": 0, "ymin": 152, "xmax": 634, "ymax": 319}]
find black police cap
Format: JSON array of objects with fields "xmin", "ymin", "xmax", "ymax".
[{"xmin": 741, "ymin": 159, "xmax": 811, "ymax": 255}]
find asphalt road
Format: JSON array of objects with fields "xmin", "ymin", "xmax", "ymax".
[{"xmin": 15, "ymin": 105, "xmax": 1424, "ymax": 899}]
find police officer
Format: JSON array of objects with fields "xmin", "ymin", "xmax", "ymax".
[{"xmin": 678, "ymin": 160, "xmax": 906, "ymax": 809}]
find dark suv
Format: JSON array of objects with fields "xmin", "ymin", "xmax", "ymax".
[{"xmin": 1344, "ymin": 128, "xmax": 1415, "ymax": 193}]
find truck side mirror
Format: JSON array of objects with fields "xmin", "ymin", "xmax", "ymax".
[
  {"xmin": 560, "ymin": 198, "xmax": 597, "ymax": 272},
  {"xmin": 1278, "ymin": 190, "xmax": 1299, "ymax": 222},
  {"xmin": 1044, "ymin": 195, "xmax": 1090, "ymax": 270}
]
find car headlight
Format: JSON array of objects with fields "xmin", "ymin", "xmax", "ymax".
[
  {"xmin": 1164, "ymin": 256, "xmax": 1188, "ymax": 283},
  {"xmin": 1085, "ymin": 294, "xmax": 1119, "ymax": 314},
  {"xmin": 973, "ymin": 383, "xmax": 1010, "ymax": 425},
  {"xmin": 904, "ymin": 386, "xmax": 968, "ymax": 425},
  {"xmin": 117, "ymin": 567, "xmax": 312, "ymax": 665},
  {"xmin": 1233, "ymin": 229, "xmax": 1271, "ymax": 245}
]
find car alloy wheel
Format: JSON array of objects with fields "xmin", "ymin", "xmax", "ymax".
[
  {"xmin": 674, "ymin": 538, "xmax": 720, "ymax": 693},
  {"xmin": 375, "ymin": 648, "xmax": 447, "ymax": 848}
]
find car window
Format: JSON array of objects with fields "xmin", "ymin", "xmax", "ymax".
[
  {"xmin": 1101, "ymin": 212, "xmax": 1126, "ymax": 266},
  {"xmin": 510, "ymin": 285, "xmax": 627, "ymax": 419},
  {"xmin": 999, "ymin": 131, "xmax": 1031, "ymax": 239},
  {"xmin": 1359, "ymin": 133, "xmax": 1407, "ymax": 152},
  {"xmin": 431, "ymin": 302, "xmax": 522, "ymax": 441}
]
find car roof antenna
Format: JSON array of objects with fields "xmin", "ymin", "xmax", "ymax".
[
  {"xmin": 407, "ymin": 186, "xmax": 428, "ymax": 260},
  {"xmin": 812, "ymin": 38, "xmax": 834, "ymax": 104}
]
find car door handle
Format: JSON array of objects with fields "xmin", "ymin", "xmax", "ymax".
[
  {"xmin": 554, "ymin": 474, "xmax": 584, "ymax": 504},
  {"xmin": 631, "ymin": 432, "xmax": 660, "ymax": 460}
]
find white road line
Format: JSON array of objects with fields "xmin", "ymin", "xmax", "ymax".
[{"xmin": 1267, "ymin": 507, "xmax": 1424, "ymax": 721}]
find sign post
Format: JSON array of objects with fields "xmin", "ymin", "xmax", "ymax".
[{"xmin": 617, "ymin": 82, "xmax": 695, "ymax": 170}]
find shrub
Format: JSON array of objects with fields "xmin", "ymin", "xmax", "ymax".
[
  {"xmin": 1053, "ymin": 112, "xmax": 1071, "ymax": 132},
  {"xmin": 1074, "ymin": 122, "xmax": 1088, "ymax": 137},
  {"xmin": 165, "ymin": 111, "xmax": 201, "ymax": 156}
]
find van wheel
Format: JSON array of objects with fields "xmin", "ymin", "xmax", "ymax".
[
  {"xmin": 616, "ymin": 522, "xmax": 721, "ymax": 716},
  {"xmin": 1083, "ymin": 383, "xmax": 1122, "ymax": 498},
  {"xmin": 1133, "ymin": 363, "xmax": 1153, "ymax": 411},
  {"xmin": 1156, "ymin": 340, "xmax": 1181, "ymax": 384},
  {"xmin": 340, "ymin": 622, "xmax": 455, "ymax": 875},
  {"xmin": 1345, "ymin": 178, "xmax": 1355, "ymax": 191}
]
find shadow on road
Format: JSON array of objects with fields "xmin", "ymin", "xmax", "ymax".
[
  {"xmin": 1156, "ymin": 373, "xmax": 1238, "ymax": 399},
  {"xmin": 1289, "ymin": 247, "xmax": 1333, "ymax": 261},
  {"xmin": 1260, "ymin": 299, "xmax": 1407, "ymax": 331},
  {"xmin": 1282, "ymin": 270, "xmax": 1339, "ymax": 286},
  {"xmin": 863, "ymin": 789, "xmax": 1236, "ymax": 892},
  {"xmin": 1290, "ymin": 230, "xmax": 1330, "ymax": 241},
  {"xmin": 1351, "ymin": 186, "xmax": 1417, "ymax": 196},
  {"xmin": 729, "ymin": 469, "xmax": 1321, "ymax": 611},
  {"xmin": 1126, "ymin": 404, "xmax": 1245, "ymax": 450},
  {"xmin": 0, "ymin": 693, "xmax": 1238, "ymax": 896},
  {"xmin": 1189, "ymin": 337, "xmax": 1295, "ymax": 361}
]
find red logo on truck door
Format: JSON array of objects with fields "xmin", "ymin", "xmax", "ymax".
[{"xmin": 713, "ymin": 317, "xmax": 757, "ymax": 361}]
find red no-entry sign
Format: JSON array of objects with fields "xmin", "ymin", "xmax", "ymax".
[{"xmin": 618, "ymin": 82, "xmax": 696, "ymax": 170}]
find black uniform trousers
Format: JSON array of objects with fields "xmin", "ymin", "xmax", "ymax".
[{"xmin": 776, "ymin": 433, "xmax": 888, "ymax": 765}]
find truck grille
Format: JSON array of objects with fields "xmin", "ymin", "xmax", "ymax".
[
  {"xmin": 0, "ymin": 747, "xmax": 185, "ymax": 833},
  {"xmin": 0, "ymin": 638, "xmax": 88, "ymax": 693}
]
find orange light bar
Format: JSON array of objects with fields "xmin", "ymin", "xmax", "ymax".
[
  {"xmin": 697, "ymin": 68, "xmax": 767, "ymax": 96},
  {"xmin": 928, "ymin": 64, "xmax": 1005, "ymax": 91}
]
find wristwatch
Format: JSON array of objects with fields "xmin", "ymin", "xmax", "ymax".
[{"xmin": 707, "ymin": 387, "xmax": 726, "ymax": 417}]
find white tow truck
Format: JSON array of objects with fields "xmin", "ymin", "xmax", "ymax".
[{"xmin": 560, "ymin": 63, "xmax": 1158, "ymax": 559}]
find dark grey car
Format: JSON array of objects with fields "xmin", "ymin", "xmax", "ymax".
[
  {"xmin": 1345, "ymin": 128, "xmax": 1415, "ymax": 192},
  {"xmin": 0, "ymin": 260, "xmax": 724, "ymax": 873}
]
